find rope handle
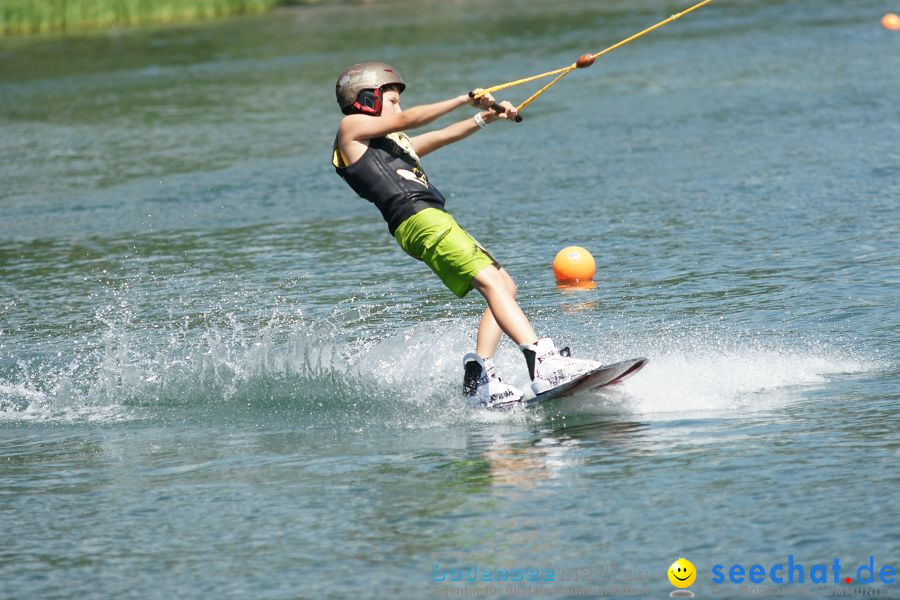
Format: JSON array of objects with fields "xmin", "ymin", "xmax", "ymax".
[
  {"xmin": 468, "ymin": 91, "xmax": 524, "ymax": 123},
  {"xmin": 470, "ymin": 0, "xmax": 715, "ymax": 119}
]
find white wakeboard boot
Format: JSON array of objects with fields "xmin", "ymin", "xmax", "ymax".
[
  {"xmin": 521, "ymin": 337, "xmax": 602, "ymax": 395},
  {"xmin": 462, "ymin": 353, "xmax": 524, "ymax": 408}
]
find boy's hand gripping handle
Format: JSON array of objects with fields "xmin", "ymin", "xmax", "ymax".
[{"xmin": 468, "ymin": 91, "xmax": 524, "ymax": 123}]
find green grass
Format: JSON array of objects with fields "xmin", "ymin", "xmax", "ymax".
[{"xmin": 0, "ymin": 0, "xmax": 314, "ymax": 35}]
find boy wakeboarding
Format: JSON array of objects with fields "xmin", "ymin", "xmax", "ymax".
[{"xmin": 332, "ymin": 62, "xmax": 600, "ymax": 408}]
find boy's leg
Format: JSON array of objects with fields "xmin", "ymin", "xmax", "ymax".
[
  {"xmin": 475, "ymin": 307, "xmax": 502, "ymax": 358},
  {"xmin": 474, "ymin": 267, "xmax": 520, "ymax": 357},
  {"xmin": 471, "ymin": 265, "xmax": 537, "ymax": 351}
]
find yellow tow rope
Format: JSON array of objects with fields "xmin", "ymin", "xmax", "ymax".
[{"xmin": 474, "ymin": 0, "xmax": 715, "ymax": 118}]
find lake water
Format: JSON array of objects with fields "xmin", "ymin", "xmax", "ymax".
[{"xmin": 1, "ymin": 0, "xmax": 898, "ymax": 598}]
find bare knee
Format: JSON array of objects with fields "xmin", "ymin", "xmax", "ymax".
[
  {"xmin": 499, "ymin": 268, "xmax": 517, "ymax": 297},
  {"xmin": 472, "ymin": 266, "xmax": 507, "ymax": 296}
]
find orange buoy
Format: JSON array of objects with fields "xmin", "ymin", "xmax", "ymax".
[
  {"xmin": 553, "ymin": 246, "xmax": 596, "ymax": 282},
  {"xmin": 882, "ymin": 13, "xmax": 900, "ymax": 30}
]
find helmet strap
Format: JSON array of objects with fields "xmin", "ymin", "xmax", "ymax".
[{"xmin": 350, "ymin": 88, "xmax": 382, "ymax": 116}]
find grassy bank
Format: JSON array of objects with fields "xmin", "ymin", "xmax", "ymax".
[{"xmin": 0, "ymin": 0, "xmax": 317, "ymax": 36}]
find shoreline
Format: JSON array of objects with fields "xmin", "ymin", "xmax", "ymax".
[{"xmin": 0, "ymin": 0, "xmax": 330, "ymax": 37}]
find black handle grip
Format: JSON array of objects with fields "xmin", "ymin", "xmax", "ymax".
[{"xmin": 469, "ymin": 91, "xmax": 523, "ymax": 123}]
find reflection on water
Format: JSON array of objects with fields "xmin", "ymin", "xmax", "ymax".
[
  {"xmin": 484, "ymin": 445, "xmax": 555, "ymax": 489},
  {"xmin": 476, "ymin": 418, "xmax": 651, "ymax": 490},
  {"xmin": 556, "ymin": 281, "xmax": 598, "ymax": 292}
]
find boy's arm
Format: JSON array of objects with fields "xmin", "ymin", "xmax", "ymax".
[
  {"xmin": 409, "ymin": 101, "xmax": 518, "ymax": 158},
  {"xmin": 339, "ymin": 95, "xmax": 470, "ymax": 144}
]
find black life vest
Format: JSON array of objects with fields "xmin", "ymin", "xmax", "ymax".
[{"xmin": 332, "ymin": 132, "xmax": 447, "ymax": 234}]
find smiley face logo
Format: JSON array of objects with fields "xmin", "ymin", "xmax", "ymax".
[{"xmin": 668, "ymin": 558, "xmax": 697, "ymax": 588}]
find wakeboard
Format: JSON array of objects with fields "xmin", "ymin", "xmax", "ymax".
[{"xmin": 515, "ymin": 357, "xmax": 649, "ymax": 408}]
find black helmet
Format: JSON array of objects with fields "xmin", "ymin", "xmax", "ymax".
[{"xmin": 335, "ymin": 62, "xmax": 406, "ymax": 115}]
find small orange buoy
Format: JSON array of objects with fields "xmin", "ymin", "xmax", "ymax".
[
  {"xmin": 576, "ymin": 53, "xmax": 595, "ymax": 69},
  {"xmin": 882, "ymin": 13, "xmax": 900, "ymax": 30},
  {"xmin": 553, "ymin": 246, "xmax": 596, "ymax": 282}
]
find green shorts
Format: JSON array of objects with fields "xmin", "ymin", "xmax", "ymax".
[{"xmin": 394, "ymin": 208, "xmax": 499, "ymax": 298}]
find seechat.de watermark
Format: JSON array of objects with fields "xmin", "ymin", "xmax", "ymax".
[{"xmin": 712, "ymin": 556, "xmax": 894, "ymax": 586}]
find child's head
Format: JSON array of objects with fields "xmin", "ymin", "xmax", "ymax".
[{"xmin": 335, "ymin": 62, "xmax": 406, "ymax": 116}]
